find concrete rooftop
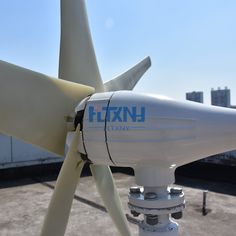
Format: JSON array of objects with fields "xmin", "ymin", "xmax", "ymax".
[{"xmin": 0, "ymin": 172, "xmax": 235, "ymax": 236}]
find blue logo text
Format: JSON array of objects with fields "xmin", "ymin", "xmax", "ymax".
[{"xmin": 88, "ymin": 106, "xmax": 145, "ymax": 122}]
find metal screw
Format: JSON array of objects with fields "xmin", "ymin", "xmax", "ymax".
[
  {"xmin": 170, "ymin": 187, "xmax": 183, "ymax": 195},
  {"xmin": 129, "ymin": 186, "xmax": 141, "ymax": 194}
]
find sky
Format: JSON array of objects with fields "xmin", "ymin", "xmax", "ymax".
[{"xmin": 0, "ymin": 0, "xmax": 235, "ymax": 105}]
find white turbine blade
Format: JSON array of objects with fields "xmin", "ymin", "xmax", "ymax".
[
  {"xmin": 0, "ymin": 60, "xmax": 94, "ymax": 156},
  {"xmin": 41, "ymin": 127, "xmax": 84, "ymax": 236},
  {"xmin": 59, "ymin": 0, "xmax": 104, "ymax": 92},
  {"xmin": 104, "ymin": 56, "xmax": 151, "ymax": 92},
  {"xmin": 90, "ymin": 165, "xmax": 132, "ymax": 236}
]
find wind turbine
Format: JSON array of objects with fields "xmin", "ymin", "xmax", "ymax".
[
  {"xmin": 1, "ymin": 1, "xmax": 236, "ymax": 236},
  {"xmin": 0, "ymin": 0, "xmax": 150, "ymax": 236}
]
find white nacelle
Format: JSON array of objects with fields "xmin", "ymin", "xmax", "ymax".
[{"xmin": 77, "ymin": 91, "xmax": 236, "ymax": 173}]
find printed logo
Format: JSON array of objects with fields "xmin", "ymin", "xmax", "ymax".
[{"xmin": 88, "ymin": 106, "xmax": 145, "ymax": 123}]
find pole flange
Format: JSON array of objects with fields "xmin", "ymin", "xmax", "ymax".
[{"xmin": 128, "ymin": 186, "xmax": 185, "ymax": 236}]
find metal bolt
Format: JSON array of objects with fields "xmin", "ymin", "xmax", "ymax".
[
  {"xmin": 170, "ymin": 187, "xmax": 183, "ymax": 195},
  {"xmin": 171, "ymin": 211, "xmax": 183, "ymax": 219},
  {"xmin": 129, "ymin": 186, "xmax": 141, "ymax": 194},
  {"xmin": 145, "ymin": 192, "xmax": 157, "ymax": 200},
  {"xmin": 146, "ymin": 215, "xmax": 158, "ymax": 225}
]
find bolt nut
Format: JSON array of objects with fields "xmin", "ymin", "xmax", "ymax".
[
  {"xmin": 130, "ymin": 186, "xmax": 141, "ymax": 194},
  {"xmin": 146, "ymin": 215, "xmax": 158, "ymax": 225},
  {"xmin": 131, "ymin": 210, "xmax": 140, "ymax": 217},
  {"xmin": 171, "ymin": 211, "xmax": 183, "ymax": 220},
  {"xmin": 170, "ymin": 187, "xmax": 183, "ymax": 195}
]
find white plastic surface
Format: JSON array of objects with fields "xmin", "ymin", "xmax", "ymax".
[
  {"xmin": 90, "ymin": 164, "xmax": 132, "ymax": 236},
  {"xmin": 82, "ymin": 91, "xmax": 236, "ymax": 170},
  {"xmin": 104, "ymin": 57, "xmax": 151, "ymax": 92},
  {"xmin": 139, "ymin": 220, "xmax": 179, "ymax": 236},
  {"xmin": 0, "ymin": 60, "xmax": 94, "ymax": 156},
  {"xmin": 41, "ymin": 127, "xmax": 84, "ymax": 236},
  {"xmin": 82, "ymin": 92, "xmax": 114, "ymax": 165},
  {"xmin": 59, "ymin": 0, "xmax": 104, "ymax": 92}
]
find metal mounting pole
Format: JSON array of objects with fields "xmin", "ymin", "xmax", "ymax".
[{"xmin": 202, "ymin": 190, "xmax": 208, "ymax": 216}]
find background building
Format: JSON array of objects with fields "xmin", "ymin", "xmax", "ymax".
[
  {"xmin": 0, "ymin": 134, "xmax": 61, "ymax": 169},
  {"xmin": 211, "ymin": 87, "xmax": 231, "ymax": 107},
  {"xmin": 186, "ymin": 91, "xmax": 204, "ymax": 103},
  {"xmin": 185, "ymin": 87, "xmax": 236, "ymax": 166}
]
